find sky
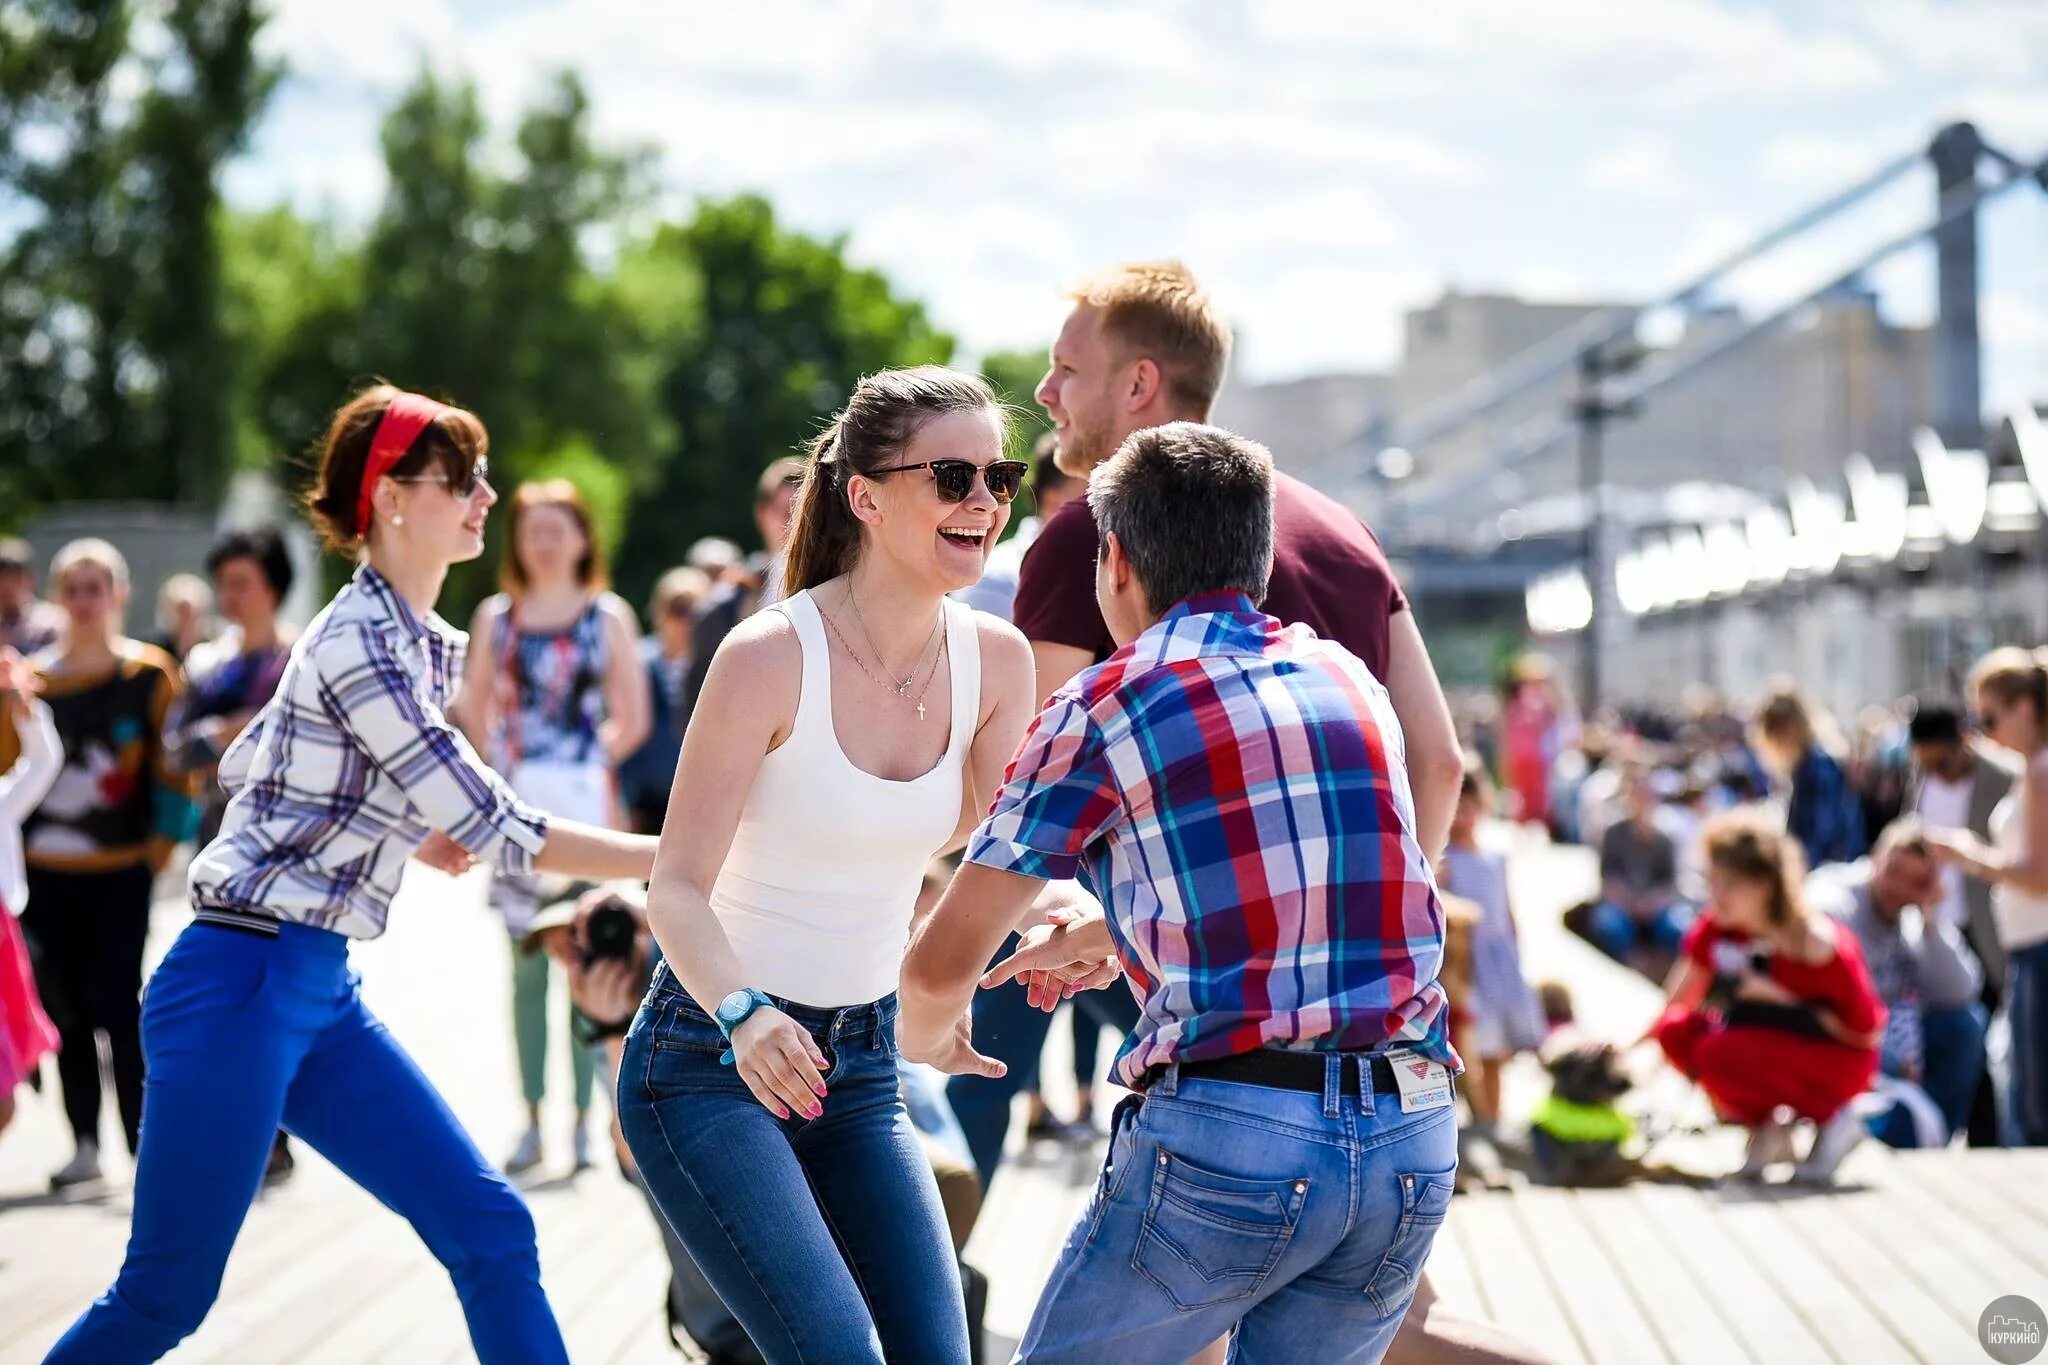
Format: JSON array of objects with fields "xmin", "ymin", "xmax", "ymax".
[{"xmin": 222, "ymin": 0, "xmax": 2048, "ymax": 419}]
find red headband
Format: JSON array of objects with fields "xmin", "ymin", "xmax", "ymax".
[{"xmin": 356, "ymin": 392, "xmax": 454, "ymax": 535}]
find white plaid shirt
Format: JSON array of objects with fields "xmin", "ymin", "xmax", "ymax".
[{"xmin": 189, "ymin": 566, "xmax": 548, "ymax": 939}]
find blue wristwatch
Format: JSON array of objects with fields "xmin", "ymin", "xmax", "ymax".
[{"xmin": 714, "ymin": 988, "xmax": 774, "ymax": 1065}]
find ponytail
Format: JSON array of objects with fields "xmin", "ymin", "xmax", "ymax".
[
  {"xmin": 778, "ymin": 365, "xmax": 1003, "ymax": 596},
  {"xmin": 783, "ymin": 422, "xmax": 863, "ymax": 594}
]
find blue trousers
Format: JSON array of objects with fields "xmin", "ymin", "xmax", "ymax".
[
  {"xmin": 617, "ymin": 967, "xmax": 968, "ymax": 1364},
  {"xmin": 1018, "ymin": 1061, "xmax": 1458, "ymax": 1363},
  {"xmin": 1874, "ymin": 1004, "xmax": 1989, "ymax": 1148},
  {"xmin": 46, "ymin": 922, "xmax": 566, "ymax": 1364},
  {"xmin": 2012, "ymin": 941, "xmax": 2048, "ymax": 1146}
]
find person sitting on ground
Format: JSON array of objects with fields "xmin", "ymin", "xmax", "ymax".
[
  {"xmin": 1755, "ymin": 683, "xmax": 1867, "ymax": 870},
  {"xmin": 1650, "ymin": 810, "xmax": 1885, "ymax": 1184},
  {"xmin": 1587, "ymin": 765, "xmax": 1690, "ymax": 978},
  {"xmin": 1808, "ymin": 818, "xmax": 1986, "ymax": 1149}
]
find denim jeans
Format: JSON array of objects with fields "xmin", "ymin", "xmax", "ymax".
[
  {"xmin": 617, "ymin": 963, "xmax": 969, "ymax": 1364},
  {"xmin": 47, "ymin": 922, "xmax": 565, "ymax": 1365},
  {"xmin": 1016, "ymin": 1057, "xmax": 1458, "ymax": 1364},
  {"xmin": 1586, "ymin": 899, "xmax": 1692, "ymax": 962},
  {"xmin": 1873, "ymin": 1005, "xmax": 1989, "ymax": 1148},
  {"xmin": 2011, "ymin": 941, "xmax": 2048, "ymax": 1145}
]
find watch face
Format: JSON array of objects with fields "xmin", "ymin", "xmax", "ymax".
[{"xmin": 717, "ymin": 990, "xmax": 754, "ymax": 1023}]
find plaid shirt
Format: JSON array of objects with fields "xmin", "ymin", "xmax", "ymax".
[
  {"xmin": 189, "ymin": 566, "xmax": 548, "ymax": 939},
  {"xmin": 966, "ymin": 594, "xmax": 1457, "ymax": 1088}
]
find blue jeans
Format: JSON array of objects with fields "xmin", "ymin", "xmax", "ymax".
[
  {"xmin": 47, "ymin": 922, "xmax": 564, "ymax": 1364},
  {"xmin": 617, "ymin": 964, "xmax": 968, "ymax": 1364},
  {"xmin": 1873, "ymin": 1005, "xmax": 1989, "ymax": 1148},
  {"xmin": 1017, "ymin": 1058, "xmax": 1458, "ymax": 1364},
  {"xmin": 2011, "ymin": 941, "xmax": 2048, "ymax": 1145},
  {"xmin": 1587, "ymin": 899, "xmax": 1691, "ymax": 962},
  {"xmin": 949, "ymin": 937, "xmax": 1143, "ymax": 1188}
]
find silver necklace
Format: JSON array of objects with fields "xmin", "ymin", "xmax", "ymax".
[{"xmin": 827, "ymin": 585, "xmax": 946, "ymax": 719}]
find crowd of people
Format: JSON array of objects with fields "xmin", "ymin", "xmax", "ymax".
[{"xmin": 0, "ymin": 254, "xmax": 2038, "ymax": 1365}]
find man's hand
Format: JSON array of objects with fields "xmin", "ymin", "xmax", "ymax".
[
  {"xmin": 983, "ymin": 916, "xmax": 1121, "ymax": 1011},
  {"xmin": 899, "ymin": 1007, "xmax": 1007, "ymax": 1079},
  {"xmin": 414, "ymin": 831, "xmax": 478, "ymax": 876}
]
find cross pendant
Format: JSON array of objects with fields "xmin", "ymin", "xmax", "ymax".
[{"xmin": 917, "ymin": 700, "xmax": 927, "ymax": 721}]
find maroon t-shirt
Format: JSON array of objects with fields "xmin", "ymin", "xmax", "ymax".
[{"xmin": 1013, "ymin": 470, "xmax": 1409, "ymax": 679}]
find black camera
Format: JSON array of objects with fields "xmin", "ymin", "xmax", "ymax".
[{"xmin": 581, "ymin": 896, "xmax": 641, "ymax": 967}]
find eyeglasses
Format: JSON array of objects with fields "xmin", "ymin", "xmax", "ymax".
[
  {"xmin": 871, "ymin": 459, "xmax": 1029, "ymax": 504},
  {"xmin": 391, "ymin": 457, "xmax": 492, "ymax": 500}
]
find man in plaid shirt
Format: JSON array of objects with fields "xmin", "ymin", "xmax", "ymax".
[{"xmin": 902, "ymin": 422, "xmax": 1458, "ymax": 1364}]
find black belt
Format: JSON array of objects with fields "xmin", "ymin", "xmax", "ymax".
[{"xmin": 1149, "ymin": 1049, "xmax": 1403, "ymax": 1098}]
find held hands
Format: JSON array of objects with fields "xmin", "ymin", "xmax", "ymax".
[
  {"xmin": 731, "ymin": 1007, "xmax": 831, "ymax": 1121},
  {"xmin": 413, "ymin": 831, "xmax": 478, "ymax": 877},
  {"xmin": 982, "ymin": 913, "xmax": 1121, "ymax": 1012}
]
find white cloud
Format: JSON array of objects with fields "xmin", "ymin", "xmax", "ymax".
[
  {"xmin": 1585, "ymin": 133, "xmax": 1696, "ymax": 198},
  {"xmin": 1852, "ymin": 0, "xmax": 2048, "ymax": 83},
  {"xmin": 1760, "ymin": 134, "xmax": 1888, "ymax": 187}
]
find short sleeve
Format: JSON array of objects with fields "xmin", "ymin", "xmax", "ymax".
[
  {"xmin": 1011, "ymin": 499, "xmax": 1114, "ymax": 659},
  {"xmin": 1680, "ymin": 913, "xmax": 1718, "ymax": 967},
  {"xmin": 965, "ymin": 693, "xmax": 1123, "ymax": 883}
]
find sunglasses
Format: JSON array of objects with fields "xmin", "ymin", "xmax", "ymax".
[
  {"xmin": 872, "ymin": 458, "xmax": 1029, "ymax": 504},
  {"xmin": 392, "ymin": 457, "xmax": 492, "ymax": 500}
]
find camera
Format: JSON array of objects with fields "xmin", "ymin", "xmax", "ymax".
[{"xmin": 581, "ymin": 895, "xmax": 641, "ymax": 967}]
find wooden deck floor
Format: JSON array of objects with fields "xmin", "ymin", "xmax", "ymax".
[{"xmin": 5, "ymin": 839, "xmax": 2044, "ymax": 1362}]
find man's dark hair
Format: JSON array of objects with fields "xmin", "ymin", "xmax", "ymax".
[
  {"xmin": 1088, "ymin": 421, "xmax": 1274, "ymax": 613},
  {"xmin": 1907, "ymin": 699, "xmax": 1965, "ymax": 746},
  {"xmin": 205, "ymin": 526, "xmax": 295, "ymax": 602}
]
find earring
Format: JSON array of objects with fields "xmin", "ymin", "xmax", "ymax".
[{"xmin": 391, "ymin": 514, "xmax": 404, "ymax": 526}]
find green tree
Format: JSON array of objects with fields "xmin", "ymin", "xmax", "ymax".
[
  {"xmin": 612, "ymin": 195, "xmax": 954, "ymax": 602},
  {"xmin": 0, "ymin": 0, "xmax": 277, "ymax": 522},
  {"xmin": 977, "ymin": 346, "xmax": 1054, "ymax": 459}
]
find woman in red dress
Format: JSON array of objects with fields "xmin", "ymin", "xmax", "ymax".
[{"xmin": 1651, "ymin": 809, "xmax": 1884, "ymax": 1184}]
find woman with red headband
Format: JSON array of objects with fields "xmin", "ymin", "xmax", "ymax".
[{"xmin": 47, "ymin": 385, "xmax": 660, "ymax": 1365}]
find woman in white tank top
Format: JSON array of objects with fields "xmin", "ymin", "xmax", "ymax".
[
  {"xmin": 617, "ymin": 367, "xmax": 1039, "ymax": 1363},
  {"xmin": 1930, "ymin": 647, "xmax": 2048, "ymax": 1144}
]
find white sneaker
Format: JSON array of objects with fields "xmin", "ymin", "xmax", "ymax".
[
  {"xmin": 505, "ymin": 1126, "xmax": 543, "ymax": 1175},
  {"xmin": 1738, "ymin": 1117, "xmax": 1795, "ymax": 1180},
  {"xmin": 571, "ymin": 1125, "xmax": 594, "ymax": 1172},
  {"xmin": 51, "ymin": 1141, "xmax": 103, "ymax": 1191},
  {"xmin": 1794, "ymin": 1106, "xmax": 1867, "ymax": 1186}
]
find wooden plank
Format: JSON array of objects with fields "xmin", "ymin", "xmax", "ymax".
[
  {"xmin": 1712, "ymin": 1188, "xmax": 1914, "ymax": 1364},
  {"xmin": 1571, "ymin": 1186, "xmax": 1751, "ymax": 1365},
  {"xmin": 1424, "ymin": 1205, "xmax": 1486, "ymax": 1316},
  {"xmin": 1626, "ymin": 1184, "xmax": 1833, "ymax": 1365},
  {"xmin": 1885, "ymin": 1152, "xmax": 2048, "ymax": 1280},
  {"xmin": 561, "ymin": 1252, "xmax": 670, "ymax": 1363},
  {"xmin": 1826, "ymin": 1163, "xmax": 2024, "ymax": 1336},
  {"xmin": 1773, "ymin": 1187, "xmax": 1979, "ymax": 1363},
  {"xmin": 1450, "ymin": 1194, "xmax": 1588, "ymax": 1365},
  {"xmin": 1508, "ymin": 1187, "xmax": 1669, "ymax": 1365},
  {"xmin": 1854, "ymin": 1156, "xmax": 2048, "ymax": 1307}
]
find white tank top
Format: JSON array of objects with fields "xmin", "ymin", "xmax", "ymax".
[
  {"xmin": 1992, "ymin": 791, "xmax": 2048, "ymax": 951},
  {"xmin": 710, "ymin": 589, "xmax": 979, "ymax": 1006}
]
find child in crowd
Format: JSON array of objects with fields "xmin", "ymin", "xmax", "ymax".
[
  {"xmin": 0, "ymin": 649, "xmax": 62, "ymax": 1142},
  {"xmin": 1440, "ymin": 758, "xmax": 1547, "ymax": 1131}
]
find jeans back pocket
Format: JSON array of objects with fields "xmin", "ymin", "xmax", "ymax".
[
  {"xmin": 1133, "ymin": 1147, "xmax": 1307, "ymax": 1312},
  {"xmin": 1364, "ymin": 1167, "xmax": 1455, "ymax": 1317}
]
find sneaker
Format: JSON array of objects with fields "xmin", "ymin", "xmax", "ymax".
[
  {"xmin": 51, "ymin": 1141, "xmax": 102, "ymax": 1191},
  {"xmin": 1793, "ymin": 1106, "xmax": 1866, "ymax": 1186},
  {"xmin": 1738, "ymin": 1117, "xmax": 1795, "ymax": 1180},
  {"xmin": 571, "ymin": 1125, "xmax": 594, "ymax": 1172},
  {"xmin": 505, "ymin": 1125, "xmax": 544, "ymax": 1175}
]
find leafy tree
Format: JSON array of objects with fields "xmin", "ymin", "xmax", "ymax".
[
  {"xmin": 0, "ymin": 0, "xmax": 277, "ymax": 522},
  {"xmin": 612, "ymin": 195, "xmax": 954, "ymax": 602}
]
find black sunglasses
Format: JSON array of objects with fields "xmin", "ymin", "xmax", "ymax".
[
  {"xmin": 872, "ymin": 459, "xmax": 1029, "ymax": 504},
  {"xmin": 392, "ymin": 456, "xmax": 492, "ymax": 500}
]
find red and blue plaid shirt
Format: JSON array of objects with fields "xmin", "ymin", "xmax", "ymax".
[{"xmin": 966, "ymin": 594, "xmax": 1458, "ymax": 1088}]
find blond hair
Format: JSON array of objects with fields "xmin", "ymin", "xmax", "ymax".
[
  {"xmin": 1969, "ymin": 646, "xmax": 2048, "ymax": 721},
  {"xmin": 1067, "ymin": 260, "xmax": 1232, "ymax": 418},
  {"xmin": 49, "ymin": 537, "xmax": 131, "ymax": 594}
]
